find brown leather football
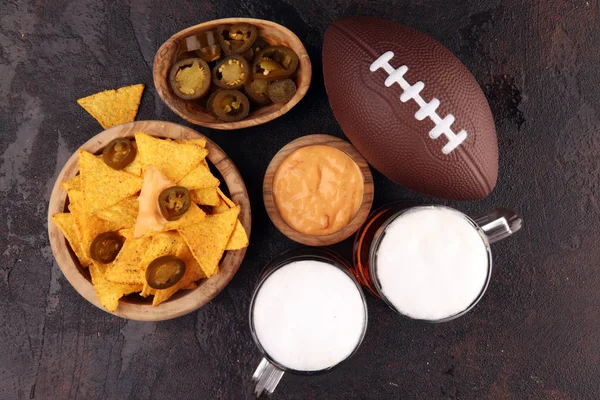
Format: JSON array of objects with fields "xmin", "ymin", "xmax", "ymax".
[{"xmin": 323, "ymin": 17, "xmax": 498, "ymax": 200}]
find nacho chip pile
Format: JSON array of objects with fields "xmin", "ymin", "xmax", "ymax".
[{"xmin": 52, "ymin": 132, "xmax": 248, "ymax": 312}]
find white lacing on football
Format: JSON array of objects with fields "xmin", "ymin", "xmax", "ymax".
[{"xmin": 370, "ymin": 51, "xmax": 467, "ymax": 155}]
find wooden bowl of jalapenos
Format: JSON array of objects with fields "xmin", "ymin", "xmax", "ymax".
[{"xmin": 153, "ymin": 18, "xmax": 311, "ymax": 130}]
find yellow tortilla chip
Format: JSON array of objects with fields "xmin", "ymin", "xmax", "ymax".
[
  {"xmin": 79, "ymin": 217, "xmax": 123, "ymax": 266},
  {"xmin": 182, "ymin": 282, "xmax": 198, "ymax": 290},
  {"xmin": 177, "ymin": 163, "xmax": 220, "ymax": 190},
  {"xmin": 190, "ymin": 187, "xmax": 220, "ymax": 206},
  {"xmin": 178, "ymin": 206, "xmax": 239, "ymax": 277},
  {"xmin": 67, "ymin": 187, "xmax": 84, "ymax": 209},
  {"xmin": 78, "ymin": 149, "xmax": 142, "ymax": 214},
  {"xmin": 66, "ymin": 189, "xmax": 90, "ymax": 264},
  {"xmin": 123, "ymin": 142, "xmax": 143, "ymax": 176},
  {"xmin": 68, "ymin": 187, "xmax": 122, "ymax": 266},
  {"xmin": 149, "ymin": 238, "xmax": 207, "ymax": 306},
  {"xmin": 217, "ymin": 187, "xmax": 236, "ymax": 208},
  {"xmin": 177, "ymin": 138, "xmax": 208, "ymax": 169},
  {"xmin": 212, "ymin": 199, "xmax": 230, "ymax": 214},
  {"xmin": 226, "ymin": 220, "xmax": 248, "ymax": 250},
  {"xmin": 52, "ymin": 213, "xmax": 88, "ymax": 265},
  {"xmin": 77, "ymin": 84, "xmax": 144, "ymax": 129},
  {"xmin": 138, "ymin": 232, "xmax": 189, "ymax": 297},
  {"xmin": 176, "ymin": 138, "xmax": 207, "ymax": 148},
  {"xmin": 105, "ymin": 230, "xmax": 151, "ymax": 285},
  {"xmin": 134, "ymin": 132, "xmax": 208, "ymax": 182},
  {"xmin": 61, "ymin": 175, "xmax": 81, "ymax": 191},
  {"xmin": 200, "ymin": 159, "xmax": 209, "ymax": 170},
  {"xmin": 95, "ymin": 195, "xmax": 139, "ymax": 229},
  {"xmin": 90, "ymin": 261, "xmax": 142, "ymax": 312},
  {"xmin": 163, "ymin": 203, "xmax": 207, "ymax": 231}
]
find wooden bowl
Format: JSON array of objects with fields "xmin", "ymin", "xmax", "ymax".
[
  {"xmin": 47, "ymin": 121, "xmax": 251, "ymax": 321},
  {"xmin": 263, "ymin": 135, "xmax": 374, "ymax": 246},
  {"xmin": 153, "ymin": 18, "xmax": 312, "ymax": 130}
]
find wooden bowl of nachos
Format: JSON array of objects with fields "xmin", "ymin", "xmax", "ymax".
[{"xmin": 47, "ymin": 120, "xmax": 251, "ymax": 321}]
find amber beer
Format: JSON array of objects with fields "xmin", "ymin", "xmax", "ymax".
[
  {"xmin": 352, "ymin": 206, "xmax": 399, "ymax": 297},
  {"xmin": 351, "ymin": 204, "xmax": 521, "ymax": 322}
]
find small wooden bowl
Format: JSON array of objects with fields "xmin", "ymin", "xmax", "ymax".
[
  {"xmin": 153, "ymin": 18, "xmax": 312, "ymax": 130},
  {"xmin": 47, "ymin": 121, "xmax": 251, "ymax": 321},
  {"xmin": 263, "ymin": 135, "xmax": 374, "ymax": 246}
]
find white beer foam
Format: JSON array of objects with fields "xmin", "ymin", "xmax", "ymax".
[
  {"xmin": 253, "ymin": 260, "xmax": 365, "ymax": 371},
  {"xmin": 376, "ymin": 207, "xmax": 489, "ymax": 320}
]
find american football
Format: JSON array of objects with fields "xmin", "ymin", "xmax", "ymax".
[{"xmin": 323, "ymin": 17, "xmax": 498, "ymax": 200}]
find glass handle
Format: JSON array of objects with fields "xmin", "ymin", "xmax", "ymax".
[
  {"xmin": 474, "ymin": 208, "xmax": 522, "ymax": 245},
  {"xmin": 250, "ymin": 358, "xmax": 284, "ymax": 398}
]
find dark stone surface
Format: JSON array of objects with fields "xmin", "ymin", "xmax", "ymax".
[{"xmin": 1, "ymin": 0, "xmax": 599, "ymax": 399}]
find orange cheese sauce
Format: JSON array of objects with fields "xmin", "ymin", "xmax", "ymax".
[
  {"xmin": 134, "ymin": 165, "xmax": 174, "ymax": 238},
  {"xmin": 273, "ymin": 145, "xmax": 364, "ymax": 236}
]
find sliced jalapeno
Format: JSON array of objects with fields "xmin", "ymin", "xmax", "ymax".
[
  {"xmin": 146, "ymin": 255, "xmax": 186, "ymax": 290},
  {"xmin": 252, "ymin": 46, "xmax": 299, "ymax": 80},
  {"xmin": 268, "ymin": 79, "xmax": 297, "ymax": 104},
  {"xmin": 206, "ymin": 89, "xmax": 222, "ymax": 116},
  {"xmin": 169, "ymin": 58, "xmax": 211, "ymax": 100},
  {"xmin": 211, "ymin": 90, "xmax": 250, "ymax": 122},
  {"xmin": 102, "ymin": 138, "xmax": 136, "ymax": 170},
  {"xmin": 212, "ymin": 55, "xmax": 250, "ymax": 90},
  {"xmin": 251, "ymin": 38, "xmax": 269, "ymax": 55},
  {"xmin": 158, "ymin": 186, "xmax": 191, "ymax": 221},
  {"xmin": 179, "ymin": 30, "xmax": 221, "ymax": 62},
  {"xmin": 90, "ymin": 232, "xmax": 124, "ymax": 264},
  {"xmin": 244, "ymin": 78, "xmax": 271, "ymax": 105},
  {"xmin": 217, "ymin": 24, "xmax": 258, "ymax": 55},
  {"xmin": 241, "ymin": 47, "xmax": 254, "ymax": 62}
]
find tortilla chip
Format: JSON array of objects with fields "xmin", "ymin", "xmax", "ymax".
[
  {"xmin": 104, "ymin": 230, "xmax": 151, "ymax": 285},
  {"xmin": 190, "ymin": 187, "xmax": 220, "ymax": 206},
  {"xmin": 68, "ymin": 187, "xmax": 122, "ymax": 266},
  {"xmin": 176, "ymin": 138, "xmax": 207, "ymax": 148},
  {"xmin": 148, "ymin": 238, "xmax": 207, "ymax": 307},
  {"xmin": 80, "ymin": 217, "xmax": 122, "ymax": 266},
  {"xmin": 217, "ymin": 187, "xmax": 236, "ymax": 208},
  {"xmin": 163, "ymin": 203, "xmax": 207, "ymax": 231},
  {"xmin": 61, "ymin": 175, "xmax": 81, "ymax": 191},
  {"xmin": 132, "ymin": 185, "xmax": 206, "ymax": 238},
  {"xmin": 176, "ymin": 138, "xmax": 208, "ymax": 171},
  {"xmin": 77, "ymin": 84, "xmax": 144, "ymax": 129},
  {"xmin": 212, "ymin": 199, "xmax": 230, "ymax": 214},
  {"xmin": 66, "ymin": 189, "xmax": 90, "ymax": 264},
  {"xmin": 226, "ymin": 220, "xmax": 248, "ymax": 250},
  {"xmin": 67, "ymin": 187, "xmax": 84, "ymax": 209},
  {"xmin": 90, "ymin": 260, "xmax": 142, "ymax": 312},
  {"xmin": 182, "ymin": 282, "xmax": 198, "ymax": 290},
  {"xmin": 178, "ymin": 206, "xmax": 239, "ymax": 277},
  {"xmin": 95, "ymin": 195, "xmax": 139, "ymax": 229},
  {"xmin": 78, "ymin": 149, "xmax": 142, "ymax": 214},
  {"xmin": 52, "ymin": 213, "xmax": 88, "ymax": 264},
  {"xmin": 123, "ymin": 142, "xmax": 143, "ymax": 176},
  {"xmin": 138, "ymin": 231, "xmax": 189, "ymax": 297},
  {"xmin": 177, "ymin": 163, "xmax": 220, "ymax": 190},
  {"xmin": 134, "ymin": 132, "xmax": 208, "ymax": 182},
  {"xmin": 67, "ymin": 189, "xmax": 93, "ymax": 265}
]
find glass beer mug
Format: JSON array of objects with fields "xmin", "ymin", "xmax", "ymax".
[
  {"xmin": 248, "ymin": 248, "xmax": 368, "ymax": 398},
  {"xmin": 353, "ymin": 205, "xmax": 522, "ymax": 322}
]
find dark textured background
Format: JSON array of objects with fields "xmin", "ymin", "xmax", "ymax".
[{"xmin": 1, "ymin": 0, "xmax": 599, "ymax": 399}]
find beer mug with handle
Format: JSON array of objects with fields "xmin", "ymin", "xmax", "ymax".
[
  {"xmin": 248, "ymin": 248, "xmax": 368, "ymax": 398},
  {"xmin": 353, "ymin": 205, "xmax": 522, "ymax": 322}
]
